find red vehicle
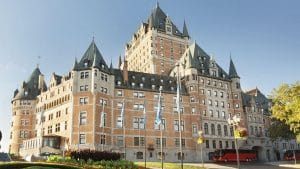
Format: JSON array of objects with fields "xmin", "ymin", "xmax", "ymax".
[
  {"xmin": 283, "ymin": 150, "xmax": 300, "ymax": 160},
  {"xmin": 213, "ymin": 149, "xmax": 257, "ymax": 162}
]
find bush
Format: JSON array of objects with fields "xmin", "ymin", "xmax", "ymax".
[{"xmin": 70, "ymin": 150, "xmax": 121, "ymax": 161}]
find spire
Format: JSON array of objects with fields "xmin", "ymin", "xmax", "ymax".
[
  {"xmin": 229, "ymin": 57, "xmax": 240, "ymax": 78},
  {"xmin": 148, "ymin": 13, "xmax": 154, "ymax": 29},
  {"xmin": 73, "ymin": 57, "xmax": 78, "ymax": 70},
  {"xmin": 110, "ymin": 59, "xmax": 114, "ymax": 73},
  {"xmin": 182, "ymin": 20, "xmax": 189, "ymax": 38},
  {"xmin": 118, "ymin": 55, "xmax": 122, "ymax": 68}
]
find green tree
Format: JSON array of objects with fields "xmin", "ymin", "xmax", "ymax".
[
  {"xmin": 268, "ymin": 119, "xmax": 295, "ymax": 141},
  {"xmin": 271, "ymin": 82, "xmax": 300, "ymax": 141}
]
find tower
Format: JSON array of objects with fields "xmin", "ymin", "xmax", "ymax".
[
  {"xmin": 125, "ymin": 3, "xmax": 190, "ymax": 75},
  {"xmin": 10, "ymin": 67, "xmax": 46, "ymax": 155}
]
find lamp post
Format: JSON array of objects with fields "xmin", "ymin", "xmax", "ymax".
[
  {"xmin": 197, "ymin": 131, "xmax": 204, "ymax": 168},
  {"xmin": 227, "ymin": 115, "xmax": 241, "ymax": 169}
]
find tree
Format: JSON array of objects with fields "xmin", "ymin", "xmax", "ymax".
[
  {"xmin": 268, "ymin": 119, "xmax": 295, "ymax": 141},
  {"xmin": 271, "ymin": 82, "xmax": 300, "ymax": 141}
]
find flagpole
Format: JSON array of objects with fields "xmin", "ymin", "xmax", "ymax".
[
  {"xmin": 176, "ymin": 63, "xmax": 183, "ymax": 169},
  {"xmin": 143, "ymin": 100, "xmax": 147, "ymax": 169},
  {"xmin": 122, "ymin": 99, "xmax": 126, "ymax": 160},
  {"xmin": 159, "ymin": 87, "xmax": 164, "ymax": 169},
  {"xmin": 101, "ymin": 102, "xmax": 105, "ymax": 151}
]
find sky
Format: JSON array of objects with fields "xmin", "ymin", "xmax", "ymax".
[{"xmin": 0, "ymin": 0, "xmax": 299, "ymax": 152}]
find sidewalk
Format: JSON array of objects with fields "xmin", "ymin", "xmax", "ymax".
[{"xmin": 267, "ymin": 161, "xmax": 300, "ymax": 168}]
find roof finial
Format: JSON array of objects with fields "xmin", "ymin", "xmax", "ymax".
[{"xmin": 37, "ymin": 56, "xmax": 41, "ymax": 68}]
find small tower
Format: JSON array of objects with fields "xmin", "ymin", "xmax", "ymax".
[
  {"xmin": 10, "ymin": 67, "xmax": 46, "ymax": 155},
  {"xmin": 182, "ymin": 20, "xmax": 190, "ymax": 40}
]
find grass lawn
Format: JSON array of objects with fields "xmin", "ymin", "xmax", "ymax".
[
  {"xmin": 135, "ymin": 162, "xmax": 205, "ymax": 169},
  {"xmin": 0, "ymin": 162, "xmax": 81, "ymax": 169}
]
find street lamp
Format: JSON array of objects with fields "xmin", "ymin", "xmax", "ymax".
[
  {"xmin": 197, "ymin": 131, "xmax": 204, "ymax": 168},
  {"xmin": 227, "ymin": 115, "xmax": 241, "ymax": 169}
]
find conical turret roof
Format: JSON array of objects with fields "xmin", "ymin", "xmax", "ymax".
[
  {"xmin": 74, "ymin": 40, "xmax": 109, "ymax": 73},
  {"xmin": 229, "ymin": 58, "xmax": 240, "ymax": 78}
]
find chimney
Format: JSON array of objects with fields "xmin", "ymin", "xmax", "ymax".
[
  {"xmin": 123, "ymin": 59, "xmax": 128, "ymax": 83},
  {"xmin": 38, "ymin": 74, "xmax": 44, "ymax": 92}
]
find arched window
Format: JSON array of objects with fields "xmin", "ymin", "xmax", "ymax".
[
  {"xmin": 211, "ymin": 124, "xmax": 215, "ymax": 135},
  {"xmin": 204, "ymin": 123, "xmax": 209, "ymax": 134}
]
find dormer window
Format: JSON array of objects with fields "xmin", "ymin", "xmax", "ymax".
[
  {"xmin": 160, "ymin": 79, "xmax": 163, "ymax": 83},
  {"xmin": 101, "ymin": 64, "xmax": 105, "ymax": 69},
  {"xmin": 131, "ymin": 82, "xmax": 135, "ymax": 87},
  {"xmin": 24, "ymin": 91, "xmax": 28, "ymax": 96},
  {"xmin": 171, "ymin": 86, "xmax": 174, "ymax": 91},
  {"xmin": 117, "ymin": 81, "xmax": 121, "ymax": 86},
  {"xmin": 151, "ymin": 77, "xmax": 155, "ymax": 82},
  {"xmin": 140, "ymin": 83, "xmax": 144, "ymax": 88},
  {"xmin": 152, "ymin": 85, "xmax": 155, "ymax": 89},
  {"xmin": 141, "ymin": 77, "xmax": 145, "ymax": 81},
  {"xmin": 132, "ymin": 75, "xmax": 135, "ymax": 79},
  {"xmin": 84, "ymin": 62, "xmax": 88, "ymax": 67}
]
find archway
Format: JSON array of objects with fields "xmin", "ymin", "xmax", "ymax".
[{"xmin": 252, "ymin": 146, "xmax": 264, "ymax": 161}]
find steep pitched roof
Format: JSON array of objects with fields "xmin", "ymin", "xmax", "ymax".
[
  {"xmin": 182, "ymin": 20, "xmax": 189, "ymax": 38},
  {"xmin": 113, "ymin": 69, "xmax": 187, "ymax": 95},
  {"xmin": 179, "ymin": 42, "xmax": 230, "ymax": 80},
  {"xmin": 229, "ymin": 58, "xmax": 240, "ymax": 78},
  {"xmin": 146, "ymin": 3, "xmax": 183, "ymax": 37},
  {"xmin": 73, "ymin": 40, "xmax": 110, "ymax": 73},
  {"xmin": 13, "ymin": 67, "xmax": 47, "ymax": 101}
]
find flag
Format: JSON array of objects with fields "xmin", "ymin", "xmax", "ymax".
[
  {"xmin": 143, "ymin": 100, "xmax": 147, "ymax": 126},
  {"xmin": 120, "ymin": 100, "xmax": 125, "ymax": 128},
  {"xmin": 100, "ymin": 102, "xmax": 105, "ymax": 127},
  {"xmin": 155, "ymin": 92, "xmax": 162, "ymax": 127}
]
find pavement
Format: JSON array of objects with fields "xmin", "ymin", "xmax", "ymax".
[{"xmin": 267, "ymin": 161, "xmax": 300, "ymax": 168}]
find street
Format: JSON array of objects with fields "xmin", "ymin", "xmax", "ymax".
[{"xmin": 185, "ymin": 161, "xmax": 300, "ymax": 169}]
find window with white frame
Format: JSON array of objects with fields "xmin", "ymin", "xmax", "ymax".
[
  {"xmin": 79, "ymin": 97, "xmax": 88, "ymax": 104},
  {"xmin": 80, "ymin": 112, "xmax": 87, "ymax": 125},
  {"xmin": 79, "ymin": 134, "xmax": 86, "ymax": 144},
  {"xmin": 192, "ymin": 124, "xmax": 197, "ymax": 134}
]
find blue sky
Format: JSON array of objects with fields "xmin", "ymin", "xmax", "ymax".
[{"xmin": 0, "ymin": 0, "xmax": 299, "ymax": 152}]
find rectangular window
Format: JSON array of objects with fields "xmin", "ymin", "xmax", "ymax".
[
  {"xmin": 134, "ymin": 137, "xmax": 145, "ymax": 146},
  {"xmin": 205, "ymin": 140, "xmax": 209, "ymax": 148},
  {"xmin": 117, "ymin": 116, "xmax": 123, "ymax": 128},
  {"xmin": 65, "ymin": 121, "xmax": 68, "ymax": 130},
  {"xmin": 47, "ymin": 126, "xmax": 52, "ymax": 134},
  {"xmin": 100, "ymin": 135, "xmax": 106, "ymax": 145},
  {"xmin": 55, "ymin": 123, "xmax": 60, "ymax": 132},
  {"xmin": 116, "ymin": 90, "xmax": 123, "ymax": 96},
  {"xmin": 80, "ymin": 112, "xmax": 87, "ymax": 125},
  {"xmin": 79, "ymin": 134, "xmax": 86, "ymax": 144},
  {"xmin": 155, "ymin": 119, "xmax": 165, "ymax": 130},
  {"xmin": 156, "ymin": 138, "xmax": 166, "ymax": 147},
  {"xmin": 192, "ymin": 124, "xmax": 197, "ymax": 134},
  {"xmin": 117, "ymin": 136, "xmax": 124, "ymax": 146},
  {"xmin": 79, "ymin": 97, "xmax": 88, "ymax": 104}
]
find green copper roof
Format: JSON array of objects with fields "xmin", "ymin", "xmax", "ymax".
[{"xmin": 229, "ymin": 58, "xmax": 240, "ymax": 78}]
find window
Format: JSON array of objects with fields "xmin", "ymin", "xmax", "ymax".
[
  {"xmin": 136, "ymin": 152, "xmax": 143, "ymax": 159},
  {"xmin": 208, "ymin": 100, "xmax": 212, "ymax": 106},
  {"xmin": 191, "ymin": 107, "xmax": 196, "ymax": 114},
  {"xmin": 217, "ymin": 124, "xmax": 222, "ymax": 136},
  {"xmin": 79, "ymin": 134, "xmax": 86, "ymax": 144},
  {"xmin": 192, "ymin": 124, "xmax": 197, "ymax": 134},
  {"xmin": 224, "ymin": 125, "xmax": 228, "ymax": 136},
  {"xmin": 117, "ymin": 116, "xmax": 123, "ymax": 128},
  {"xmin": 80, "ymin": 112, "xmax": 87, "ymax": 125},
  {"xmin": 204, "ymin": 123, "xmax": 209, "ymax": 134},
  {"xmin": 134, "ymin": 137, "xmax": 145, "ymax": 146},
  {"xmin": 205, "ymin": 140, "xmax": 209, "ymax": 148},
  {"xmin": 100, "ymin": 135, "xmax": 106, "ymax": 145},
  {"xmin": 117, "ymin": 136, "xmax": 124, "ymax": 146},
  {"xmin": 79, "ymin": 97, "xmax": 88, "ymax": 104},
  {"xmin": 190, "ymin": 97, "xmax": 195, "ymax": 102},
  {"xmin": 220, "ymin": 92, "xmax": 224, "ymax": 98},
  {"xmin": 209, "ymin": 110, "xmax": 213, "ymax": 117},
  {"xmin": 65, "ymin": 121, "xmax": 68, "ymax": 130},
  {"xmin": 234, "ymin": 94, "xmax": 239, "ymax": 99},
  {"xmin": 230, "ymin": 126, "xmax": 234, "ymax": 136},
  {"xmin": 235, "ymin": 104, "xmax": 239, "ymax": 108},
  {"xmin": 155, "ymin": 119, "xmax": 165, "ymax": 130},
  {"xmin": 174, "ymin": 120, "xmax": 179, "ymax": 131},
  {"xmin": 207, "ymin": 90, "xmax": 211, "ymax": 96},
  {"xmin": 175, "ymin": 138, "xmax": 185, "ymax": 147},
  {"xmin": 47, "ymin": 126, "xmax": 52, "ymax": 134},
  {"xmin": 211, "ymin": 124, "xmax": 216, "ymax": 135},
  {"xmin": 219, "ymin": 141, "xmax": 223, "ymax": 149},
  {"xmin": 55, "ymin": 123, "xmax": 60, "ymax": 132},
  {"xmin": 155, "ymin": 138, "xmax": 166, "ymax": 147},
  {"xmin": 212, "ymin": 140, "xmax": 216, "ymax": 149},
  {"xmin": 225, "ymin": 141, "xmax": 229, "ymax": 148},
  {"xmin": 214, "ymin": 91, "xmax": 218, "ymax": 97}
]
